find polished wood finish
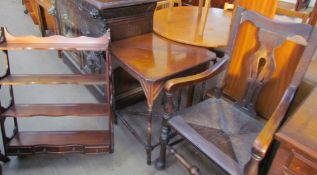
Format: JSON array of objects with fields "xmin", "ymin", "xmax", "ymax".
[
  {"xmin": 223, "ymin": 0, "xmax": 281, "ymax": 120},
  {"xmin": 3, "ymin": 104, "xmax": 108, "ymax": 117},
  {"xmin": 154, "ymin": 6, "xmax": 231, "ymax": 48},
  {"xmin": 276, "ymin": 7, "xmax": 311, "ymax": 23},
  {"xmin": 182, "ymin": 0, "xmax": 234, "ymax": 8},
  {"xmin": 268, "ymin": 88, "xmax": 317, "ymax": 175},
  {"xmin": 7, "ymin": 131, "xmax": 110, "ymax": 155},
  {"xmin": 155, "ymin": 7, "xmax": 317, "ymax": 175},
  {"xmin": 309, "ymin": 0, "xmax": 317, "ymax": 25},
  {"xmin": 36, "ymin": 0, "xmax": 58, "ymax": 36},
  {"xmin": 0, "ymin": 27, "xmax": 113, "ymax": 160},
  {"xmin": 55, "ymin": 0, "xmax": 157, "ymax": 106},
  {"xmin": 112, "ymin": 33, "xmax": 214, "ymax": 83},
  {"xmin": 0, "ymin": 28, "xmax": 110, "ymax": 51},
  {"xmin": 24, "ymin": 0, "xmax": 39, "ymax": 25},
  {"xmin": 295, "ymin": 0, "xmax": 312, "ymax": 11},
  {"xmin": 198, "ymin": 0, "xmax": 211, "ymax": 36},
  {"xmin": 112, "ymin": 33, "xmax": 215, "ymax": 164},
  {"xmin": 0, "ymin": 74, "xmax": 106, "ymax": 85}
]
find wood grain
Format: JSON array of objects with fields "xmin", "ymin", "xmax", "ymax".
[
  {"xmin": 0, "ymin": 74, "xmax": 106, "ymax": 85},
  {"xmin": 0, "ymin": 27, "xmax": 110, "ymax": 51},
  {"xmin": 276, "ymin": 88, "xmax": 317, "ymax": 161},
  {"xmin": 154, "ymin": 6, "xmax": 231, "ymax": 48},
  {"xmin": 7, "ymin": 131, "xmax": 110, "ymax": 155},
  {"xmin": 309, "ymin": 0, "xmax": 317, "ymax": 25},
  {"xmin": 223, "ymin": 0, "xmax": 285, "ymax": 119},
  {"xmin": 3, "ymin": 104, "xmax": 109, "ymax": 117}
]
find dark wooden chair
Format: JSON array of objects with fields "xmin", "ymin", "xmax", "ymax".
[{"xmin": 155, "ymin": 7, "xmax": 317, "ymax": 175}]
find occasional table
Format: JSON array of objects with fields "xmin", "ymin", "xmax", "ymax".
[
  {"xmin": 111, "ymin": 33, "xmax": 215, "ymax": 164},
  {"xmin": 154, "ymin": 6, "xmax": 232, "ymax": 48}
]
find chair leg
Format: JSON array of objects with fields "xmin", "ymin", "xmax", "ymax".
[{"xmin": 155, "ymin": 117, "xmax": 171, "ymax": 170}]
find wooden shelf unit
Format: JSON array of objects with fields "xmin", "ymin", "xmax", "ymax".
[
  {"xmin": 0, "ymin": 27, "xmax": 113, "ymax": 158},
  {"xmin": 7, "ymin": 131, "xmax": 111, "ymax": 155}
]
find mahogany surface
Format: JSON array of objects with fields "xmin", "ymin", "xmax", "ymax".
[
  {"xmin": 155, "ymin": 7, "xmax": 317, "ymax": 175},
  {"xmin": 268, "ymin": 88, "xmax": 317, "ymax": 175},
  {"xmin": 3, "ymin": 104, "xmax": 109, "ymax": 117},
  {"xmin": 36, "ymin": 0, "xmax": 58, "ymax": 36},
  {"xmin": 153, "ymin": 6, "xmax": 231, "ymax": 48},
  {"xmin": 112, "ymin": 33, "xmax": 214, "ymax": 82},
  {"xmin": 182, "ymin": 0, "xmax": 234, "ymax": 8},
  {"xmin": 55, "ymin": 0, "xmax": 157, "ymax": 106},
  {"xmin": 7, "ymin": 131, "xmax": 111, "ymax": 155},
  {"xmin": 24, "ymin": 0, "xmax": 39, "ymax": 25},
  {"xmin": 84, "ymin": 0, "xmax": 157, "ymax": 10},
  {"xmin": 0, "ymin": 28, "xmax": 110, "ymax": 51},
  {"xmin": 0, "ymin": 74, "xmax": 106, "ymax": 85},
  {"xmin": 112, "ymin": 32, "xmax": 215, "ymax": 164},
  {"xmin": 0, "ymin": 27, "xmax": 113, "ymax": 159}
]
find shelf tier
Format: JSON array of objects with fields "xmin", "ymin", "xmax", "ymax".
[
  {"xmin": 0, "ymin": 43, "xmax": 109, "ymax": 51},
  {"xmin": 0, "ymin": 27, "xmax": 110, "ymax": 51},
  {"xmin": 7, "ymin": 131, "xmax": 111, "ymax": 155},
  {"xmin": 2, "ymin": 104, "xmax": 109, "ymax": 117},
  {"xmin": 0, "ymin": 74, "xmax": 106, "ymax": 85}
]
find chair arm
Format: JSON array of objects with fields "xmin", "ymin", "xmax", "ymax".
[
  {"xmin": 252, "ymin": 86, "xmax": 297, "ymax": 158},
  {"xmin": 164, "ymin": 56, "xmax": 229, "ymax": 93},
  {"xmin": 244, "ymin": 87, "xmax": 297, "ymax": 175}
]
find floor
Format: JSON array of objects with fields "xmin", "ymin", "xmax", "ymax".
[
  {"xmin": 0, "ymin": 1, "xmax": 221, "ymax": 175},
  {"xmin": 1, "ymin": 1, "xmax": 316, "ymax": 175}
]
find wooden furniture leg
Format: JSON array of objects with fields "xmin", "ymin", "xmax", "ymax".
[
  {"xmin": 146, "ymin": 106, "xmax": 153, "ymax": 164},
  {"xmin": 167, "ymin": 0, "xmax": 175, "ymax": 21},
  {"xmin": 0, "ymin": 152, "xmax": 9, "ymax": 163},
  {"xmin": 309, "ymin": 0, "xmax": 317, "ymax": 25},
  {"xmin": 198, "ymin": 0, "xmax": 204, "ymax": 17},
  {"xmin": 186, "ymin": 85, "xmax": 195, "ymax": 107},
  {"xmin": 198, "ymin": 0, "xmax": 211, "ymax": 36}
]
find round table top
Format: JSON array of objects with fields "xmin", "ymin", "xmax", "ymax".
[{"xmin": 154, "ymin": 6, "xmax": 232, "ymax": 48}]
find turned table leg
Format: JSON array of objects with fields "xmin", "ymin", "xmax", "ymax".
[{"xmin": 146, "ymin": 106, "xmax": 153, "ymax": 165}]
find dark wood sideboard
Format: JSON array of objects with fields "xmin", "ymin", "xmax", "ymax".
[
  {"xmin": 54, "ymin": 0, "xmax": 157, "ymax": 107},
  {"xmin": 268, "ymin": 88, "xmax": 317, "ymax": 175}
]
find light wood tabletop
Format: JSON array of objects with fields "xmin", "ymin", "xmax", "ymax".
[{"xmin": 153, "ymin": 6, "xmax": 232, "ymax": 48}]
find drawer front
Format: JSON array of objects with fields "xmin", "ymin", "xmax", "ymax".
[{"xmin": 287, "ymin": 151, "xmax": 317, "ymax": 175}]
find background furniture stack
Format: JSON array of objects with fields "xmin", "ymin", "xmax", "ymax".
[{"xmin": 0, "ymin": 27, "xmax": 113, "ymax": 158}]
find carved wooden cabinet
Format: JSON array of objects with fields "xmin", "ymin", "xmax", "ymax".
[{"xmin": 54, "ymin": 0, "xmax": 157, "ymax": 106}]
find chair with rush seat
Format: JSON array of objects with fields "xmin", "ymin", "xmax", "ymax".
[{"xmin": 155, "ymin": 7, "xmax": 317, "ymax": 175}]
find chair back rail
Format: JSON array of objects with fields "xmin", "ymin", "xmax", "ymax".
[{"xmin": 215, "ymin": 7, "xmax": 316, "ymax": 117}]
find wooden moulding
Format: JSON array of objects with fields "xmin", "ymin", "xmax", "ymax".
[
  {"xmin": 0, "ymin": 74, "xmax": 106, "ymax": 85},
  {"xmin": 7, "ymin": 131, "xmax": 111, "ymax": 155},
  {"xmin": 2, "ymin": 104, "xmax": 109, "ymax": 117},
  {"xmin": 0, "ymin": 27, "xmax": 110, "ymax": 51}
]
